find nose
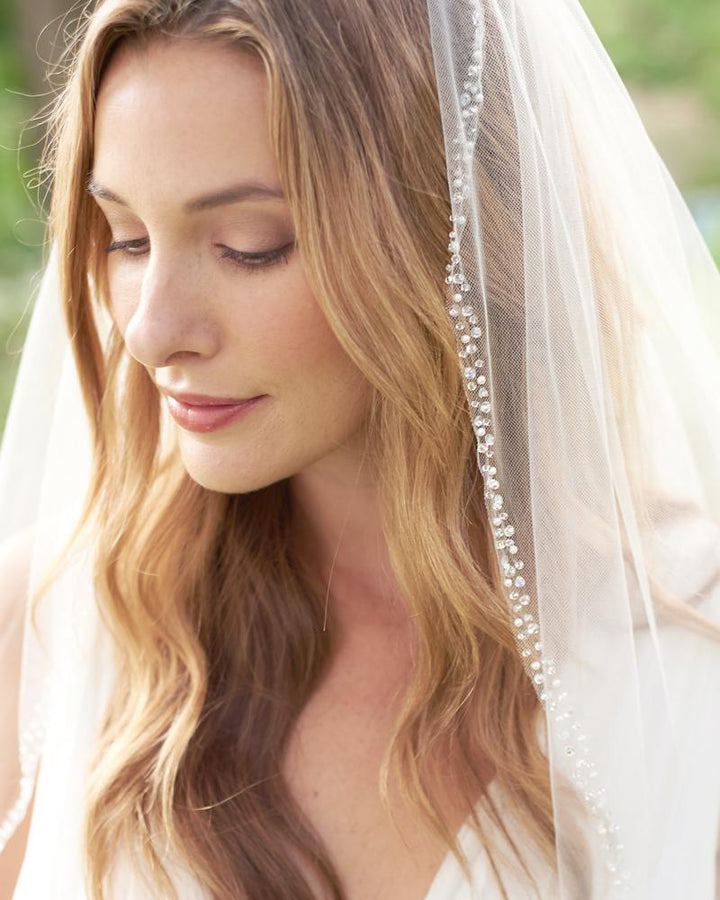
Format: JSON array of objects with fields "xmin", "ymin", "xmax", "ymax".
[{"xmin": 120, "ymin": 248, "xmax": 221, "ymax": 368}]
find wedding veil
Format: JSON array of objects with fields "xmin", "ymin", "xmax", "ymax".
[{"xmin": 1, "ymin": 0, "xmax": 720, "ymax": 897}]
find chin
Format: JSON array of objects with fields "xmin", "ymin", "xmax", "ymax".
[
  {"xmin": 176, "ymin": 443, "xmax": 283, "ymax": 495},
  {"xmin": 181, "ymin": 461, "xmax": 269, "ymax": 495}
]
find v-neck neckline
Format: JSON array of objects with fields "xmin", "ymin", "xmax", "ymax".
[{"xmin": 420, "ymin": 778, "xmax": 499, "ymax": 900}]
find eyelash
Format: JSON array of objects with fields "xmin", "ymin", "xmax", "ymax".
[{"xmin": 102, "ymin": 238, "xmax": 294, "ymax": 274}]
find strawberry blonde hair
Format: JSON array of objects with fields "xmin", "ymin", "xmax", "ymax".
[{"xmin": 31, "ymin": 0, "xmax": 719, "ymax": 897}]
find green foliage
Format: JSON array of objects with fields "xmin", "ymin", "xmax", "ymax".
[
  {"xmin": 580, "ymin": 0, "xmax": 720, "ymax": 263},
  {"xmin": 0, "ymin": 6, "xmax": 46, "ymax": 278},
  {"xmin": 581, "ymin": 0, "xmax": 720, "ymax": 115}
]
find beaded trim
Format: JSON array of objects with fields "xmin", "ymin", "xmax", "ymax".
[
  {"xmin": 0, "ymin": 689, "xmax": 49, "ymax": 854},
  {"xmin": 442, "ymin": 0, "xmax": 630, "ymax": 891},
  {"xmin": 0, "ymin": 4, "xmax": 630, "ymax": 891}
]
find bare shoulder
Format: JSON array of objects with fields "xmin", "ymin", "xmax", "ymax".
[{"xmin": 0, "ymin": 524, "xmax": 37, "ymax": 898}]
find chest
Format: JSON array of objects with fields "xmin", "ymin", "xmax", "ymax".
[{"xmin": 280, "ymin": 659, "xmax": 486, "ymax": 900}]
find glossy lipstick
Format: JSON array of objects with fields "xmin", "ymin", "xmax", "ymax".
[{"xmin": 165, "ymin": 393, "xmax": 266, "ymax": 433}]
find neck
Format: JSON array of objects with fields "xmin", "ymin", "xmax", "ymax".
[{"xmin": 288, "ymin": 450, "xmax": 409, "ymax": 637}]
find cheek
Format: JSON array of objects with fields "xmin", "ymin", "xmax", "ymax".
[
  {"xmin": 104, "ymin": 270, "xmax": 140, "ymax": 335},
  {"xmin": 242, "ymin": 276, "xmax": 371, "ymax": 437}
]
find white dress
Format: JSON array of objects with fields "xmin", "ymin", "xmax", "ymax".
[{"xmin": 9, "ymin": 517, "xmax": 720, "ymax": 899}]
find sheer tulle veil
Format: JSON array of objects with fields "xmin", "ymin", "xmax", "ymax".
[{"xmin": 1, "ymin": 0, "xmax": 720, "ymax": 897}]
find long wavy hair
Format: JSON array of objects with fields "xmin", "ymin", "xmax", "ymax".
[{"xmin": 28, "ymin": 0, "xmax": 720, "ymax": 898}]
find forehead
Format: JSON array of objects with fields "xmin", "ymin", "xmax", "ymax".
[{"xmin": 92, "ymin": 38, "xmax": 279, "ymax": 207}]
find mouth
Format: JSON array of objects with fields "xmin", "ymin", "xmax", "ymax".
[
  {"xmin": 163, "ymin": 393, "xmax": 267, "ymax": 433},
  {"xmin": 162, "ymin": 390, "xmax": 260, "ymax": 406}
]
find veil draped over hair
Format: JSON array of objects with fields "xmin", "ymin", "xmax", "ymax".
[
  {"xmin": 425, "ymin": 0, "xmax": 720, "ymax": 895},
  {"xmin": 1, "ymin": 0, "xmax": 720, "ymax": 897}
]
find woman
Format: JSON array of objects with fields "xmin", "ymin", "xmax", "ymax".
[{"xmin": 1, "ymin": 0, "xmax": 719, "ymax": 898}]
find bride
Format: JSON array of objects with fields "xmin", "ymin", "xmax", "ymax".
[{"xmin": 1, "ymin": 0, "xmax": 719, "ymax": 898}]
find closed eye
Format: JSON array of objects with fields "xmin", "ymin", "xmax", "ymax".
[{"xmin": 102, "ymin": 238, "xmax": 295, "ymax": 273}]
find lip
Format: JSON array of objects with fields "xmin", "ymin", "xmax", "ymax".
[
  {"xmin": 164, "ymin": 393, "xmax": 267, "ymax": 433},
  {"xmin": 162, "ymin": 390, "xmax": 258, "ymax": 406}
]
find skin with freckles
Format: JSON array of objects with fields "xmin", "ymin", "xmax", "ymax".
[
  {"xmin": 88, "ymin": 37, "xmax": 490, "ymax": 900},
  {"xmin": 91, "ymin": 37, "xmax": 373, "ymax": 502}
]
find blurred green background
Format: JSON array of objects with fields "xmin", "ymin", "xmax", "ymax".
[{"xmin": 0, "ymin": 0, "xmax": 719, "ymax": 442}]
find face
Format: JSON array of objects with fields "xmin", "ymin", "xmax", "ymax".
[{"xmin": 91, "ymin": 37, "xmax": 372, "ymax": 494}]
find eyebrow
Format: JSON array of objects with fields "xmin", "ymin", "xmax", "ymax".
[{"xmin": 85, "ymin": 175, "xmax": 285, "ymax": 212}]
